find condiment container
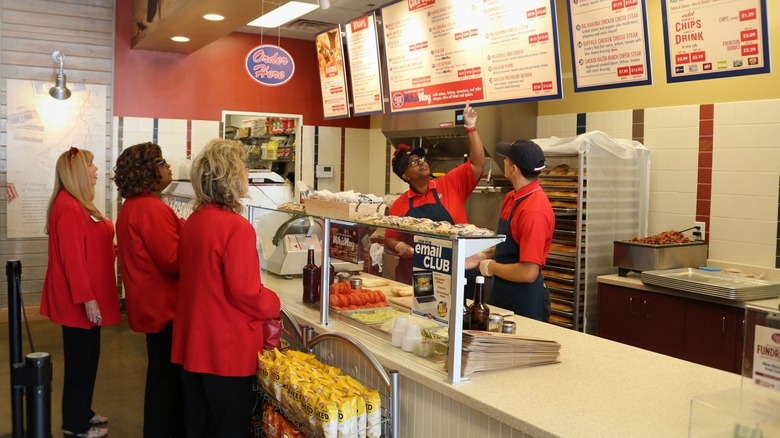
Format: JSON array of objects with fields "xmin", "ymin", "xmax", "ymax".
[
  {"xmin": 349, "ymin": 277, "xmax": 362, "ymax": 290},
  {"xmin": 501, "ymin": 320, "xmax": 517, "ymax": 334},
  {"xmin": 488, "ymin": 314, "xmax": 504, "ymax": 332}
]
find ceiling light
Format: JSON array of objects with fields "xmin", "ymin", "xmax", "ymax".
[
  {"xmin": 171, "ymin": 36, "xmax": 190, "ymax": 42},
  {"xmin": 203, "ymin": 14, "xmax": 225, "ymax": 21},
  {"xmin": 248, "ymin": 0, "xmax": 320, "ymax": 28},
  {"xmin": 48, "ymin": 51, "xmax": 71, "ymax": 100}
]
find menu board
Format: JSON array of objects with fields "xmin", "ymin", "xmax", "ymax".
[
  {"xmin": 662, "ymin": 0, "xmax": 770, "ymax": 83},
  {"xmin": 345, "ymin": 13, "xmax": 385, "ymax": 116},
  {"xmin": 315, "ymin": 26, "xmax": 350, "ymax": 119},
  {"xmin": 567, "ymin": 0, "xmax": 652, "ymax": 92},
  {"xmin": 381, "ymin": 0, "xmax": 562, "ymax": 113}
]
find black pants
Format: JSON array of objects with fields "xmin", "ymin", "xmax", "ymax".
[
  {"xmin": 180, "ymin": 369, "xmax": 254, "ymax": 438},
  {"xmin": 61, "ymin": 325, "xmax": 101, "ymax": 434},
  {"xmin": 144, "ymin": 325, "xmax": 185, "ymax": 438}
]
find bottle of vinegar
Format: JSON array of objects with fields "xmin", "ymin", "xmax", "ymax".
[
  {"xmin": 302, "ymin": 245, "xmax": 320, "ymax": 304},
  {"xmin": 468, "ymin": 276, "xmax": 490, "ymax": 331}
]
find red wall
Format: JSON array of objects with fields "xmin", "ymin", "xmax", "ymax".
[{"xmin": 114, "ymin": 0, "xmax": 369, "ymax": 128}]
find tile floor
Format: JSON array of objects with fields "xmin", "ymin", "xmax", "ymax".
[{"xmin": 0, "ymin": 316, "xmax": 146, "ymax": 437}]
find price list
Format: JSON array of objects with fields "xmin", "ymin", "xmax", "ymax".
[
  {"xmin": 662, "ymin": 0, "xmax": 769, "ymax": 82},
  {"xmin": 381, "ymin": 0, "xmax": 562, "ymax": 113},
  {"xmin": 567, "ymin": 0, "xmax": 651, "ymax": 91}
]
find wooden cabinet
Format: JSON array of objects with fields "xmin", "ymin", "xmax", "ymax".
[
  {"xmin": 597, "ymin": 284, "xmax": 685, "ymax": 357},
  {"xmin": 683, "ymin": 300, "xmax": 739, "ymax": 372},
  {"xmin": 598, "ymin": 282, "xmax": 745, "ymax": 373}
]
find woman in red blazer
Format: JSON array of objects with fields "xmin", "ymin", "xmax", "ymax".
[
  {"xmin": 114, "ymin": 142, "xmax": 185, "ymax": 438},
  {"xmin": 41, "ymin": 147, "xmax": 119, "ymax": 438},
  {"xmin": 171, "ymin": 139, "xmax": 281, "ymax": 437}
]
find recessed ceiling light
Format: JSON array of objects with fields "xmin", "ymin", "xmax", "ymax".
[
  {"xmin": 203, "ymin": 14, "xmax": 224, "ymax": 21},
  {"xmin": 171, "ymin": 36, "xmax": 190, "ymax": 42}
]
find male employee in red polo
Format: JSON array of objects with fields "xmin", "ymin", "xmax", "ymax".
[
  {"xmin": 469, "ymin": 139, "xmax": 554, "ymax": 321},
  {"xmin": 384, "ymin": 102, "xmax": 485, "ymax": 284}
]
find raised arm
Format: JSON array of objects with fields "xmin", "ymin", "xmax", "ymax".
[{"xmin": 463, "ymin": 102, "xmax": 485, "ymax": 180}]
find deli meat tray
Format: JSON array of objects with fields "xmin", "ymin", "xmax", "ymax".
[{"xmin": 640, "ymin": 268, "xmax": 780, "ymax": 301}]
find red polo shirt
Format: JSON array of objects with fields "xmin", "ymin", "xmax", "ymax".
[
  {"xmin": 499, "ymin": 180, "xmax": 555, "ymax": 266},
  {"xmin": 386, "ymin": 162, "xmax": 479, "ymax": 240}
]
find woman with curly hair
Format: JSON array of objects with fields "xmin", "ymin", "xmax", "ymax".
[
  {"xmin": 171, "ymin": 139, "xmax": 280, "ymax": 437},
  {"xmin": 42, "ymin": 147, "xmax": 120, "ymax": 438},
  {"xmin": 114, "ymin": 142, "xmax": 185, "ymax": 438}
]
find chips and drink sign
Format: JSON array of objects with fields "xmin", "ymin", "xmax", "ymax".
[{"xmin": 661, "ymin": 0, "xmax": 770, "ymax": 83}]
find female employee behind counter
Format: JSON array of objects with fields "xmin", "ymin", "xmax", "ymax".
[{"xmin": 384, "ymin": 103, "xmax": 485, "ymax": 285}]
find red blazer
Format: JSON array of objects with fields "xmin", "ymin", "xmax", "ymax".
[
  {"xmin": 116, "ymin": 193, "xmax": 185, "ymax": 333},
  {"xmin": 41, "ymin": 190, "xmax": 120, "ymax": 329},
  {"xmin": 171, "ymin": 204, "xmax": 281, "ymax": 377}
]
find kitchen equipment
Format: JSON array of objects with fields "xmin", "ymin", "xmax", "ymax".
[
  {"xmin": 640, "ymin": 268, "xmax": 780, "ymax": 301},
  {"xmin": 350, "ymin": 277, "xmax": 363, "ymax": 290},
  {"xmin": 613, "ymin": 241, "xmax": 708, "ymax": 277}
]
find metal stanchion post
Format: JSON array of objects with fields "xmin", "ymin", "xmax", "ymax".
[
  {"xmin": 7, "ymin": 260, "xmax": 53, "ymax": 438},
  {"xmin": 25, "ymin": 352, "xmax": 53, "ymax": 438},
  {"xmin": 7, "ymin": 260, "xmax": 24, "ymax": 438}
]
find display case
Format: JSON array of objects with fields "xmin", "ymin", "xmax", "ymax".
[
  {"xmin": 251, "ymin": 205, "xmax": 504, "ymax": 384},
  {"xmin": 535, "ymin": 132, "xmax": 650, "ymax": 333}
]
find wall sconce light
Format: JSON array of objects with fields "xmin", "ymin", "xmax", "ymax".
[{"xmin": 49, "ymin": 51, "xmax": 71, "ymax": 100}]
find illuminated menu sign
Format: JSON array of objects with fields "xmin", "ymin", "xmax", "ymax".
[
  {"xmin": 661, "ymin": 0, "xmax": 770, "ymax": 83},
  {"xmin": 567, "ymin": 0, "xmax": 652, "ymax": 92},
  {"xmin": 345, "ymin": 13, "xmax": 385, "ymax": 116},
  {"xmin": 381, "ymin": 0, "xmax": 562, "ymax": 113},
  {"xmin": 315, "ymin": 25, "xmax": 350, "ymax": 119}
]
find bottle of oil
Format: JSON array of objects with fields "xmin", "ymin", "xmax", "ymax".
[
  {"xmin": 468, "ymin": 276, "xmax": 490, "ymax": 331},
  {"xmin": 302, "ymin": 245, "xmax": 320, "ymax": 304}
]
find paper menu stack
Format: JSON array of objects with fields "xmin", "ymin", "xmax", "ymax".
[{"xmin": 460, "ymin": 330, "xmax": 561, "ymax": 376}]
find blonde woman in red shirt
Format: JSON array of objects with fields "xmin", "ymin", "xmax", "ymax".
[
  {"xmin": 114, "ymin": 142, "xmax": 185, "ymax": 438},
  {"xmin": 171, "ymin": 139, "xmax": 281, "ymax": 437},
  {"xmin": 42, "ymin": 147, "xmax": 120, "ymax": 438}
]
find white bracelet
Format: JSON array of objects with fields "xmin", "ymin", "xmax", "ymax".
[{"xmin": 464, "ymin": 123, "xmax": 475, "ymax": 129}]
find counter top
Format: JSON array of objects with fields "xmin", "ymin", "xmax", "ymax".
[
  {"xmin": 598, "ymin": 273, "xmax": 780, "ymax": 311},
  {"xmin": 261, "ymin": 270, "xmax": 743, "ymax": 438}
]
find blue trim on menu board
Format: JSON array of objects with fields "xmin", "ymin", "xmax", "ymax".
[
  {"xmin": 566, "ymin": 0, "xmax": 653, "ymax": 93},
  {"xmin": 377, "ymin": 0, "xmax": 563, "ymax": 115},
  {"xmin": 661, "ymin": 0, "xmax": 771, "ymax": 83}
]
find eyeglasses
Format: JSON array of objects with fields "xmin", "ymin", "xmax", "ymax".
[
  {"xmin": 407, "ymin": 157, "xmax": 426, "ymax": 168},
  {"xmin": 155, "ymin": 159, "xmax": 167, "ymax": 166}
]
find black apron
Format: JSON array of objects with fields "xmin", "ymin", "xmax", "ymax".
[
  {"xmin": 487, "ymin": 194, "xmax": 550, "ymax": 322},
  {"xmin": 395, "ymin": 188, "xmax": 454, "ymax": 284}
]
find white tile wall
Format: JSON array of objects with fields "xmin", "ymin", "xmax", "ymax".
[
  {"xmin": 191, "ymin": 120, "xmax": 220, "ymax": 159},
  {"xmin": 585, "ymin": 109, "xmax": 632, "ymax": 139},
  {"xmin": 301, "ymin": 125, "xmax": 316, "ymax": 192},
  {"xmin": 536, "ymin": 114, "xmax": 577, "ymax": 138},
  {"xmin": 644, "ymin": 106, "xmax": 700, "ymax": 234},
  {"xmin": 344, "ymin": 128, "xmax": 371, "ymax": 194},
  {"xmin": 710, "ymin": 100, "xmax": 780, "ymax": 266},
  {"xmin": 157, "ymin": 119, "xmax": 188, "ymax": 180},
  {"xmin": 315, "ymin": 126, "xmax": 342, "ymax": 193}
]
